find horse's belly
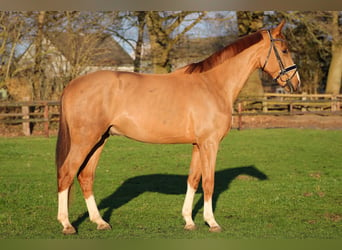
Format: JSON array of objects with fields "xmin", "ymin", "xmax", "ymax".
[{"xmin": 109, "ymin": 115, "xmax": 195, "ymax": 144}]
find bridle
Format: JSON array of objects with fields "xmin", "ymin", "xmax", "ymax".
[{"xmin": 261, "ymin": 30, "xmax": 298, "ymax": 93}]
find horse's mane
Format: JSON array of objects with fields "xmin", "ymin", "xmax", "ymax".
[{"xmin": 182, "ymin": 31, "xmax": 264, "ymax": 74}]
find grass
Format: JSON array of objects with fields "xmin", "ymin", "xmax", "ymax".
[{"xmin": 0, "ymin": 128, "xmax": 341, "ymax": 239}]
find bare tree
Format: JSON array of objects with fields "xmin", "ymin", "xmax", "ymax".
[
  {"xmin": 145, "ymin": 11, "xmax": 207, "ymax": 73},
  {"xmin": 63, "ymin": 11, "xmax": 109, "ymax": 80},
  {"xmin": 0, "ymin": 12, "xmax": 25, "ymax": 83},
  {"xmin": 1, "ymin": 11, "xmax": 127, "ymax": 100},
  {"xmin": 32, "ymin": 11, "xmax": 45, "ymax": 100},
  {"xmin": 133, "ymin": 11, "xmax": 147, "ymax": 72},
  {"xmin": 0, "ymin": 12, "xmax": 34, "ymax": 100}
]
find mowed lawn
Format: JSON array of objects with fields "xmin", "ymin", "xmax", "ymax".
[{"xmin": 0, "ymin": 129, "xmax": 341, "ymax": 239}]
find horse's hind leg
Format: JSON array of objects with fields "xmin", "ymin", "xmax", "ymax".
[
  {"xmin": 58, "ymin": 187, "xmax": 75, "ymax": 234},
  {"xmin": 182, "ymin": 144, "xmax": 202, "ymax": 230},
  {"xmin": 77, "ymin": 140, "xmax": 111, "ymax": 231},
  {"xmin": 57, "ymin": 132, "xmax": 106, "ymax": 234},
  {"xmin": 57, "ymin": 144, "xmax": 94, "ymax": 234}
]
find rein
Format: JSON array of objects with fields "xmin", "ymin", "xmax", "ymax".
[{"xmin": 261, "ymin": 30, "xmax": 298, "ymax": 93}]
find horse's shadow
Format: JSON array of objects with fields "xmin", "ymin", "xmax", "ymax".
[{"xmin": 72, "ymin": 165, "xmax": 267, "ymax": 228}]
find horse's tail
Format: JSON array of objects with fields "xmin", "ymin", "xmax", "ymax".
[{"xmin": 56, "ymin": 96, "xmax": 70, "ymax": 178}]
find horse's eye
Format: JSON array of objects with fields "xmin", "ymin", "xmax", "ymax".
[{"xmin": 282, "ymin": 49, "xmax": 288, "ymax": 54}]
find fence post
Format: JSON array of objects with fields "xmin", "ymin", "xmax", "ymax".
[
  {"xmin": 22, "ymin": 97, "xmax": 30, "ymax": 136},
  {"xmin": 331, "ymin": 95, "xmax": 336, "ymax": 112},
  {"xmin": 262, "ymin": 96, "xmax": 268, "ymax": 113},
  {"xmin": 301, "ymin": 92, "xmax": 307, "ymax": 112},
  {"xmin": 44, "ymin": 102, "xmax": 49, "ymax": 137},
  {"xmin": 336, "ymin": 97, "xmax": 341, "ymax": 111},
  {"xmin": 238, "ymin": 102, "xmax": 243, "ymax": 130}
]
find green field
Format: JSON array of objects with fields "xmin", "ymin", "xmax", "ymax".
[{"xmin": 0, "ymin": 129, "xmax": 341, "ymax": 239}]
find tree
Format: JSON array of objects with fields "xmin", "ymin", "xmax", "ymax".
[
  {"xmin": 325, "ymin": 11, "xmax": 342, "ymax": 95},
  {"xmin": 278, "ymin": 11, "xmax": 341, "ymax": 94},
  {"xmin": 32, "ymin": 11, "xmax": 45, "ymax": 100},
  {"xmin": 145, "ymin": 11, "xmax": 207, "ymax": 73},
  {"xmin": 133, "ymin": 11, "xmax": 147, "ymax": 73},
  {"xmin": 1, "ymin": 11, "xmax": 126, "ymax": 100},
  {"xmin": 102, "ymin": 11, "xmax": 146, "ymax": 73},
  {"xmin": 0, "ymin": 12, "xmax": 36, "ymax": 100},
  {"xmin": 0, "ymin": 12, "xmax": 26, "ymax": 85}
]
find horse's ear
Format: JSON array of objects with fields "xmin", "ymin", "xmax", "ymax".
[{"xmin": 272, "ymin": 20, "xmax": 286, "ymax": 36}]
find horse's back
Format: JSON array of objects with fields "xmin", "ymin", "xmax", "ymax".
[{"xmin": 63, "ymin": 70, "xmax": 121, "ymax": 93}]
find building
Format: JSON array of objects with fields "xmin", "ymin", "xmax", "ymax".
[{"xmin": 19, "ymin": 32, "xmax": 134, "ymax": 79}]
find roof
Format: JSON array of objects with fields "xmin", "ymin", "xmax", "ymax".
[{"xmin": 46, "ymin": 32, "xmax": 133, "ymax": 66}]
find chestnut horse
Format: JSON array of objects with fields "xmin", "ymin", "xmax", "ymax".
[{"xmin": 56, "ymin": 21, "xmax": 300, "ymax": 234}]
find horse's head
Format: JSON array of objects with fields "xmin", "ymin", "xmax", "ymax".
[{"xmin": 260, "ymin": 20, "xmax": 301, "ymax": 93}]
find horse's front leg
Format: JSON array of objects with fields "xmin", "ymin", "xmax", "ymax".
[
  {"xmin": 182, "ymin": 144, "xmax": 202, "ymax": 230},
  {"xmin": 198, "ymin": 138, "xmax": 222, "ymax": 232}
]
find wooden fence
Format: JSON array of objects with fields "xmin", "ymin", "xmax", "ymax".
[
  {"xmin": 0, "ymin": 100, "xmax": 60, "ymax": 137},
  {"xmin": 0, "ymin": 93, "xmax": 341, "ymax": 136},
  {"xmin": 234, "ymin": 93, "xmax": 342, "ymax": 129}
]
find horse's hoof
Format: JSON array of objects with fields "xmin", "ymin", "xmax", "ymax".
[
  {"xmin": 62, "ymin": 226, "xmax": 77, "ymax": 235},
  {"xmin": 184, "ymin": 224, "xmax": 196, "ymax": 231},
  {"xmin": 97, "ymin": 223, "xmax": 112, "ymax": 231},
  {"xmin": 209, "ymin": 226, "xmax": 222, "ymax": 232}
]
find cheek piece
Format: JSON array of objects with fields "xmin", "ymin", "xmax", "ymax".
[{"xmin": 261, "ymin": 30, "xmax": 298, "ymax": 93}]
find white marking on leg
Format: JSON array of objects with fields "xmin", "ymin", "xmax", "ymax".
[
  {"xmin": 57, "ymin": 188, "xmax": 70, "ymax": 225},
  {"xmin": 85, "ymin": 195, "xmax": 102, "ymax": 222},
  {"xmin": 204, "ymin": 198, "xmax": 221, "ymax": 232},
  {"xmin": 85, "ymin": 195, "xmax": 111, "ymax": 230},
  {"xmin": 57, "ymin": 188, "xmax": 75, "ymax": 234},
  {"xmin": 182, "ymin": 182, "xmax": 196, "ymax": 230}
]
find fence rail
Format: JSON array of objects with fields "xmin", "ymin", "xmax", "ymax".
[
  {"xmin": 0, "ymin": 100, "xmax": 60, "ymax": 137},
  {"xmin": 234, "ymin": 93, "xmax": 342, "ymax": 129},
  {"xmin": 1, "ymin": 94, "xmax": 341, "ymax": 136}
]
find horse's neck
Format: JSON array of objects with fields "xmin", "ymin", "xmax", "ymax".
[{"xmin": 207, "ymin": 44, "xmax": 262, "ymax": 103}]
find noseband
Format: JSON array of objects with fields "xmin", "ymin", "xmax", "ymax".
[{"xmin": 261, "ymin": 30, "xmax": 298, "ymax": 93}]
